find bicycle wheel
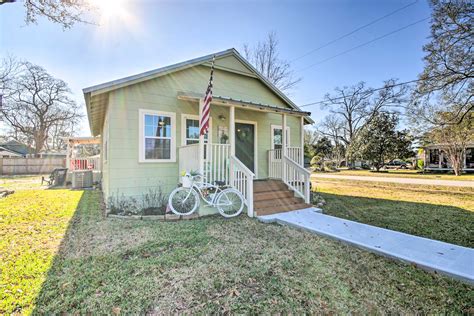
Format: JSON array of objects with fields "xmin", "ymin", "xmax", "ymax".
[
  {"xmin": 168, "ymin": 187, "xmax": 200, "ymax": 216},
  {"xmin": 216, "ymin": 188, "xmax": 244, "ymax": 218}
]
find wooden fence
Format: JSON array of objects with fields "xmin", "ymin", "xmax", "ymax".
[{"xmin": 0, "ymin": 158, "xmax": 66, "ymax": 175}]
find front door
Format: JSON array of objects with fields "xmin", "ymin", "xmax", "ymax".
[{"xmin": 235, "ymin": 122, "xmax": 255, "ymax": 172}]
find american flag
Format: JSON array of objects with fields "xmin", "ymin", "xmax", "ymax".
[{"xmin": 200, "ymin": 56, "xmax": 215, "ymax": 136}]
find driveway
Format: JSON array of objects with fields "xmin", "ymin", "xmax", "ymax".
[{"xmin": 312, "ymin": 174, "xmax": 474, "ymax": 188}]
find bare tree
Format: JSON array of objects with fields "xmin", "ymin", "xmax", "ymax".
[
  {"xmin": 409, "ymin": 0, "xmax": 473, "ymax": 127},
  {"xmin": 318, "ymin": 115, "xmax": 346, "ymax": 167},
  {"xmin": 321, "ymin": 79, "xmax": 407, "ymax": 166},
  {"xmin": 0, "ymin": 60, "xmax": 82, "ymax": 155},
  {"xmin": 0, "ymin": 0, "xmax": 92, "ymax": 29},
  {"xmin": 243, "ymin": 32, "xmax": 301, "ymax": 93}
]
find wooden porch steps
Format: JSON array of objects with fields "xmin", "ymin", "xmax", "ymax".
[{"xmin": 254, "ymin": 179, "xmax": 312, "ymax": 216}]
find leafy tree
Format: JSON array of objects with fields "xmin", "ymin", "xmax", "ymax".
[
  {"xmin": 353, "ymin": 112, "xmax": 414, "ymax": 171},
  {"xmin": 409, "ymin": 0, "xmax": 473, "ymax": 127},
  {"xmin": 243, "ymin": 32, "xmax": 301, "ymax": 93},
  {"xmin": 313, "ymin": 136, "xmax": 333, "ymax": 159},
  {"xmin": 426, "ymin": 113, "xmax": 474, "ymax": 176},
  {"xmin": 0, "ymin": 0, "xmax": 92, "ymax": 29},
  {"xmin": 0, "ymin": 59, "xmax": 82, "ymax": 155}
]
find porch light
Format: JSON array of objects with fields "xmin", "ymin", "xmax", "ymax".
[{"xmin": 218, "ymin": 114, "xmax": 226, "ymax": 121}]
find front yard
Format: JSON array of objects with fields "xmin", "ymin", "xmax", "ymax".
[
  {"xmin": 315, "ymin": 179, "xmax": 474, "ymax": 248},
  {"xmin": 1, "ymin": 177, "xmax": 473, "ymax": 314},
  {"xmin": 313, "ymin": 169, "xmax": 474, "ymax": 181}
]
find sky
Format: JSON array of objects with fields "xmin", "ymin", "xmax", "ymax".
[{"xmin": 0, "ymin": 0, "xmax": 432, "ymax": 136}]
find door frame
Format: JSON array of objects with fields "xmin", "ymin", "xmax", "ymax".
[{"xmin": 235, "ymin": 119, "xmax": 258, "ymax": 178}]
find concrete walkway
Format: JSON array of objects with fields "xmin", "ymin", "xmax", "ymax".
[
  {"xmin": 258, "ymin": 208, "xmax": 474, "ymax": 284},
  {"xmin": 312, "ymin": 174, "xmax": 474, "ymax": 188}
]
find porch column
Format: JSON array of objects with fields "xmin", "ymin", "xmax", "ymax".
[
  {"xmin": 229, "ymin": 105, "xmax": 235, "ymax": 184},
  {"xmin": 439, "ymin": 150, "xmax": 442, "ymax": 169},
  {"xmin": 198, "ymin": 99, "xmax": 205, "ymax": 175},
  {"xmin": 229, "ymin": 105, "xmax": 235, "ymax": 156},
  {"xmin": 300, "ymin": 116, "xmax": 304, "ymax": 166},
  {"xmin": 282, "ymin": 114, "xmax": 287, "ymax": 181}
]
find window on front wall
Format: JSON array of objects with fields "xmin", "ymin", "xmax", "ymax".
[
  {"xmin": 140, "ymin": 110, "xmax": 175, "ymax": 162},
  {"xmin": 182, "ymin": 115, "xmax": 210, "ymax": 146},
  {"xmin": 184, "ymin": 118, "xmax": 209, "ymax": 145},
  {"xmin": 271, "ymin": 125, "xmax": 290, "ymax": 150}
]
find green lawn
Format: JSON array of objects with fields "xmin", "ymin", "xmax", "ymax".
[
  {"xmin": 0, "ymin": 175, "xmax": 45, "ymax": 190},
  {"xmin": 313, "ymin": 169, "xmax": 474, "ymax": 181},
  {"xmin": 1, "ymin": 178, "xmax": 473, "ymax": 314},
  {"xmin": 314, "ymin": 179, "xmax": 474, "ymax": 248}
]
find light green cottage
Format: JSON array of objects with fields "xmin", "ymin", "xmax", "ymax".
[{"xmin": 83, "ymin": 49, "xmax": 313, "ymax": 217}]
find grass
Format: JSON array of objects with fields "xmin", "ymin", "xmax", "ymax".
[
  {"xmin": 0, "ymin": 175, "xmax": 45, "ymax": 190},
  {"xmin": 314, "ymin": 179, "xmax": 474, "ymax": 248},
  {"xmin": 0, "ymin": 186, "xmax": 84, "ymax": 314},
  {"xmin": 1, "ymin": 177, "xmax": 473, "ymax": 314},
  {"xmin": 312, "ymin": 169, "xmax": 474, "ymax": 181}
]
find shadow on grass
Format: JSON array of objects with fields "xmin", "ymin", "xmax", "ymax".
[
  {"xmin": 31, "ymin": 189, "xmax": 212, "ymax": 314},
  {"xmin": 319, "ymin": 192, "xmax": 474, "ymax": 248},
  {"xmin": 32, "ymin": 190, "xmax": 103, "ymax": 314}
]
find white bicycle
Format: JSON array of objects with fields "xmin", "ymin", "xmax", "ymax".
[{"xmin": 168, "ymin": 174, "xmax": 244, "ymax": 218}]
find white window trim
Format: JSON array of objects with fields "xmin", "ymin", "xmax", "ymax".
[
  {"xmin": 139, "ymin": 109, "xmax": 176, "ymax": 163},
  {"xmin": 180, "ymin": 114, "xmax": 212, "ymax": 146},
  {"xmin": 271, "ymin": 124, "xmax": 290, "ymax": 149}
]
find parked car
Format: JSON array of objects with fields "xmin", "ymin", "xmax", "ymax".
[{"xmin": 384, "ymin": 160, "xmax": 409, "ymax": 169}]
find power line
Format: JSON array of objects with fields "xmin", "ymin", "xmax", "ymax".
[
  {"xmin": 295, "ymin": 17, "xmax": 430, "ymax": 73},
  {"xmin": 299, "ymin": 77, "xmax": 431, "ymax": 108},
  {"xmin": 290, "ymin": 0, "xmax": 419, "ymax": 63}
]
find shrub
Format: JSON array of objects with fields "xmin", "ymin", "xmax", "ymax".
[{"xmin": 107, "ymin": 185, "xmax": 168, "ymax": 216}]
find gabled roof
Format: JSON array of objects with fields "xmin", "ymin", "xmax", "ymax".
[{"xmin": 83, "ymin": 48, "xmax": 313, "ymax": 135}]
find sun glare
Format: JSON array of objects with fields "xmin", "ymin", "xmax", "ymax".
[{"xmin": 89, "ymin": 0, "xmax": 131, "ymax": 25}]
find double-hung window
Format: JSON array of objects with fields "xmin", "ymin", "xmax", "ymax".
[
  {"xmin": 139, "ymin": 109, "xmax": 176, "ymax": 162},
  {"xmin": 271, "ymin": 125, "xmax": 290, "ymax": 150},
  {"xmin": 181, "ymin": 114, "xmax": 211, "ymax": 146}
]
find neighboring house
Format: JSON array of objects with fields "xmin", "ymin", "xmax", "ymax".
[
  {"xmin": 422, "ymin": 143, "xmax": 474, "ymax": 172},
  {"xmin": 83, "ymin": 48, "xmax": 314, "ymax": 216},
  {"xmin": 0, "ymin": 140, "xmax": 32, "ymax": 158}
]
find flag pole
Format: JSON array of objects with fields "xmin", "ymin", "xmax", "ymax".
[
  {"xmin": 198, "ymin": 98, "xmax": 205, "ymax": 175},
  {"xmin": 198, "ymin": 55, "xmax": 215, "ymax": 176}
]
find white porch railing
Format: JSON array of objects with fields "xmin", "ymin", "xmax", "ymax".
[
  {"xmin": 178, "ymin": 143, "xmax": 254, "ymax": 216},
  {"xmin": 230, "ymin": 155, "xmax": 255, "ymax": 217},
  {"xmin": 282, "ymin": 155, "xmax": 311, "ymax": 203},
  {"xmin": 178, "ymin": 144, "xmax": 200, "ymax": 175},
  {"xmin": 268, "ymin": 147, "xmax": 302, "ymax": 178},
  {"xmin": 204, "ymin": 143, "xmax": 231, "ymax": 185},
  {"xmin": 70, "ymin": 157, "xmax": 100, "ymax": 171}
]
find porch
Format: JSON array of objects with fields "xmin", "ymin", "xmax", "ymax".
[
  {"xmin": 65, "ymin": 137, "xmax": 102, "ymax": 183},
  {"xmin": 177, "ymin": 93, "xmax": 312, "ymax": 217},
  {"xmin": 424, "ymin": 146, "xmax": 474, "ymax": 172}
]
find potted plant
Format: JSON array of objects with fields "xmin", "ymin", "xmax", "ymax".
[{"xmin": 181, "ymin": 170, "xmax": 198, "ymax": 188}]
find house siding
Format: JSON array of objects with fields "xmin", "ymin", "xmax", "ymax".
[{"xmin": 104, "ymin": 63, "xmax": 303, "ymax": 200}]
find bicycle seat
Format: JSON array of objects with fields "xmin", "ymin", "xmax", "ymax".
[{"xmin": 214, "ymin": 180, "xmax": 226, "ymax": 187}]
